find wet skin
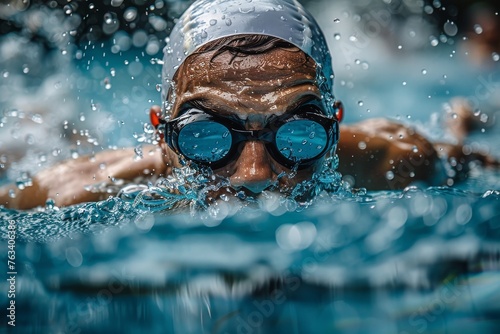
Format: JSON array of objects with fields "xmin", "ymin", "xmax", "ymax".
[
  {"xmin": 160, "ymin": 46, "xmax": 326, "ymax": 196},
  {"xmin": 0, "ymin": 48, "xmax": 496, "ymax": 209}
]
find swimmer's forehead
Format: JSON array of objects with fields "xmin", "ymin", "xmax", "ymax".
[
  {"xmin": 171, "ymin": 47, "xmax": 323, "ymax": 119},
  {"xmin": 161, "ymin": 0, "xmax": 335, "ymax": 112}
]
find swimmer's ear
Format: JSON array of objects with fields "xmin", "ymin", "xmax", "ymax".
[
  {"xmin": 149, "ymin": 106, "xmax": 165, "ymax": 140},
  {"xmin": 333, "ymin": 100, "xmax": 344, "ymax": 123}
]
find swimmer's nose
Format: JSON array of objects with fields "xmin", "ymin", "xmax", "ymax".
[{"xmin": 230, "ymin": 141, "xmax": 273, "ymax": 194}]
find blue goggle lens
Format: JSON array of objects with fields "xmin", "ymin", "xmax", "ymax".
[
  {"xmin": 178, "ymin": 121, "xmax": 232, "ymax": 162},
  {"xmin": 275, "ymin": 120, "xmax": 328, "ymax": 161}
]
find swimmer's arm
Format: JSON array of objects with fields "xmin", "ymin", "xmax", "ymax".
[{"xmin": 0, "ymin": 146, "xmax": 170, "ymax": 210}]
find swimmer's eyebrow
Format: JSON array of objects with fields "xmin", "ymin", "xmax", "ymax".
[
  {"xmin": 184, "ymin": 94, "xmax": 322, "ymax": 116},
  {"xmin": 185, "ymin": 99, "xmax": 233, "ymax": 116},
  {"xmin": 285, "ymin": 95, "xmax": 323, "ymax": 114}
]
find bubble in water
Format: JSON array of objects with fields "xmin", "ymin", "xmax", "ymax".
[
  {"xmin": 89, "ymin": 3, "xmax": 95, "ymax": 9},
  {"xmin": 357, "ymin": 141, "xmax": 367, "ymax": 150},
  {"xmin": 66, "ymin": 247, "xmax": 83, "ymax": 267},
  {"xmin": 421, "ymin": 69, "xmax": 427, "ymax": 75},
  {"xmin": 492, "ymin": 52, "xmax": 500, "ymax": 62},
  {"xmin": 474, "ymin": 24, "xmax": 483, "ymax": 34},
  {"xmin": 334, "ymin": 33, "xmax": 341, "ymax": 40},
  {"xmin": 385, "ymin": 171, "xmax": 395, "ymax": 180},
  {"xmin": 358, "ymin": 101, "xmax": 364, "ymax": 106},
  {"xmin": 443, "ymin": 20, "xmax": 458, "ymax": 36},
  {"xmin": 156, "ymin": 84, "xmax": 162, "ymax": 92}
]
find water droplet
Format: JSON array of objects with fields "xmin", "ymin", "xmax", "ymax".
[
  {"xmin": 361, "ymin": 61, "xmax": 369, "ymax": 70},
  {"xmin": 209, "ymin": 19, "xmax": 217, "ymax": 26},
  {"xmin": 474, "ymin": 24, "xmax": 483, "ymax": 34},
  {"xmin": 402, "ymin": 81, "xmax": 407, "ymax": 86},
  {"xmin": 334, "ymin": 18, "xmax": 340, "ymax": 23},
  {"xmin": 239, "ymin": 6, "xmax": 255, "ymax": 14},
  {"xmin": 79, "ymin": 114, "xmax": 86, "ymax": 122},
  {"xmin": 156, "ymin": 84, "xmax": 162, "ymax": 92},
  {"xmin": 225, "ymin": 18, "xmax": 232, "ymax": 26},
  {"xmin": 492, "ymin": 52, "xmax": 500, "ymax": 62},
  {"xmin": 385, "ymin": 171, "xmax": 395, "ymax": 180},
  {"xmin": 334, "ymin": 33, "xmax": 341, "ymax": 40},
  {"xmin": 64, "ymin": 4, "xmax": 72, "ymax": 14},
  {"xmin": 110, "ymin": 68, "xmax": 116, "ymax": 77},
  {"xmin": 104, "ymin": 77, "xmax": 111, "ymax": 89},
  {"xmin": 22, "ymin": 66, "xmax": 29, "ymax": 74},
  {"xmin": 104, "ymin": 12, "xmax": 115, "ymax": 25},
  {"xmin": 412, "ymin": 146, "xmax": 419, "ymax": 153},
  {"xmin": 301, "ymin": 139, "xmax": 308, "ymax": 145},
  {"xmin": 421, "ymin": 69, "xmax": 427, "ymax": 75},
  {"xmin": 358, "ymin": 141, "xmax": 367, "ymax": 150},
  {"xmin": 124, "ymin": 8, "xmax": 138, "ymax": 21},
  {"xmin": 25, "ymin": 134, "xmax": 34, "ymax": 145},
  {"xmin": 358, "ymin": 100, "xmax": 364, "ymax": 106},
  {"xmin": 8, "ymin": 189, "xmax": 16, "ymax": 198},
  {"xmin": 443, "ymin": 20, "xmax": 458, "ymax": 36},
  {"xmin": 430, "ymin": 36, "xmax": 439, "ymax": 46},
  {"xmin": 309, "ymin": 132, "xmax": 315, "ymax": 139}
]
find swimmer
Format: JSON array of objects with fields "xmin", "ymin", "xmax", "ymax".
[{"xmin": 0, "ymin": 0, "xmax": 497, "ymax": 210}]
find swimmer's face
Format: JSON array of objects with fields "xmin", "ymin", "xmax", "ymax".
[{"xmin": 160, "ymin": 46, "xmax": 327, "ymax": 197}]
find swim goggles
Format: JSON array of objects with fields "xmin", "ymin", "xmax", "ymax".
[{"xmin": 156, "ymin": 104, "xmax": 340, "ymax": 170}]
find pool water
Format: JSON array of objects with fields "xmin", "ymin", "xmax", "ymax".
[{"xmin": 1, "ymin": 1, "xmax": 500, "ymax": 333}]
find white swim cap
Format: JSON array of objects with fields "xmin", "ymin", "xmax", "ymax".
[{"xmin": 161, "ymin": 0, "xmax": 335, "ymax": 113}]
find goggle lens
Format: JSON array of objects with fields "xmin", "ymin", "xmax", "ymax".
[
  {"xmin": 275, "ymin": 119, "xmax": 328, "ymax": 161},
  {"xmin": 178, "ymin": 121, "xmax": 232, "ymax": 162}
]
